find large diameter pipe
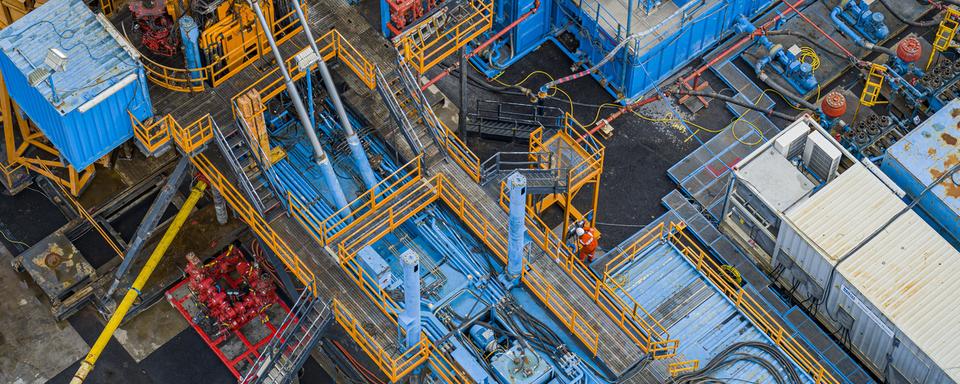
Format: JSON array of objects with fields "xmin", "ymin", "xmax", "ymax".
[
  {"xmin": 289, "ymin": 0, "xmax": 378, "ymax": 190},
  {"xmin": 505, "ymin": 172, "xmax": 527, "ymax": 280},
  {"xmin": 248, "ymin": 0, "xmax": 350, "ymax": 212},
  {"xmin": 399, "ymin": 250, "xmax": 422, "ymax": 349},
  {"xmin": 71, "ymin": 180, "xmax": 208, "ymax": 384}
]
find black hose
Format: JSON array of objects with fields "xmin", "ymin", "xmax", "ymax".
[
  {"xmin": 758, "ymin": 72, "xmax": 820, "ymax": 110},
  {"xmin": 876, "ymin": 0, "xmax": 939, "ymax": 27},
  {"xmin": 762, "ymin": 30, "xmax": 847, "ymax": 61},
  {"xmin": 673, "ymin": 90, "xmax": 797, "ymax": 121}
]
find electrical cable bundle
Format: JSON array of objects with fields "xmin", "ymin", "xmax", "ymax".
[{"xmin": 670, "ymin": 342, "xmax": 802, "ymax": 384}]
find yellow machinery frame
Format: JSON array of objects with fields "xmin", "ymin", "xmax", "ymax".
[
  {"xmin": 396, "ymin": 0, "xmax": 494, "ymax": 74},
  {"xmin": 140, "ymin": 0, "xmax": 306, "ymax": 92}
]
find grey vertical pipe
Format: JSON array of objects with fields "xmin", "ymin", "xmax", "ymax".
[
  {"xmin": 211, "ymin": 188, "xmax": 229, "ymax": 225},
  {"xmin": 248, "ymin": 0, "xmax": 350, "ymax": 212},
  {"xmin": 458, "ymin": 47, "xmax": 468, "ymax": 141},
  {"xmin": 248, "ymin": 0, "xmax": 325, "ymax": 169},
  {"xmin": 289, "ymin": 0, "xmax": 378, "ymax": 190}
]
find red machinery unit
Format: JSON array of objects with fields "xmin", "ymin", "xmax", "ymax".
[
  {"xmin": 167, "ymin": 246, "xmax": 291, "ymax": 378},
  {"xmin": 129, "ymin": 0, "xmax": 179, "ymax": 56}
]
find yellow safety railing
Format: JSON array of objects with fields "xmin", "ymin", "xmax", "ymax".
[
  {"xmin": 927, "ymin": 7, "xmax": 960, "ymax": 70},
  {"xmin": 236, "ymin": 28, "xmax": 376, "ymax": 110},
  {"xmin": 289, "ymin": 168, "xmax": 601, "ymax": 356},
  {"xmin": 602, "ymin": 222, "xmax": 665, "ymax": 277},
  {"xmin": 287, "ymin": 156, "xmax": 423, "ymax": 247},
  {"xmin": 530, "ymin": 114, "xmax": 604, "ymax": 193},
  {"xmin": 170, "ymin": 114, "xmax": 214, "ymax": 154},
  {"xmin": 498, "ymin": 186, "xmax": 676, "ymax": 357},
  {"xmin": 668, "ymin": 360, "xmax": 700, "ymax": 376},
  {"xmin": 332, "ymin": 299, "xmax": 432, "ymax": 382},
  {"xmin": 0, "ymin": 158, "xmax": 25, "ymax": 190},
  {"xmin": 667, "ymin": 222, "xmax": 839, "ymax": 384},
  {"xmin": 129, "ymin": 111, "xmax": 172, "ymax": 154},
  {"xmin": 436, "ymin": 119, "xmax": 482, "ymax": 181},
  {"xmin": 860, "ymin": 64, "xmax": 886, "ymax": 108},
  {"xmin": 141, "ymin": 4, "xmax": 305, "ymax": 92},
  {"xmin": 189, "ymin": 152, "xmax": 319, "ymax": 294},
  {"xmin": 435, "ymin": 174, "xmax": 601, "ymax": 354},
  {"xmin": 397, "ymin": 0, "xmax": 494, "ymax": 73}
]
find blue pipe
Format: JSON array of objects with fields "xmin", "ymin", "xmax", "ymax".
[
  {"xmin": 505, "ymin": 172, "xmax": 527, "ymax": 281},
  {"xmin": 735, "ymin": 15, "xmax": 817, "ymax": 95},
  {"xmin": 179, "ymin": 16, "xmax": 201, "ymax": 81},
  {"xmin": 399, "ymin": 250, "xmax": 422, "ymax": 349},
  {"xmin": 318, "ymin": 157, "xmax": 351, "ymax": 214}
]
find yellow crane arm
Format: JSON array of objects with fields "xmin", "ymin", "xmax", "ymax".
[{"xmin": 70, "ymin": 180, "xmax": 208, "ymax": 384}]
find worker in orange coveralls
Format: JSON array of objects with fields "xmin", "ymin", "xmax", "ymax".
[{"xmin": 571, "ymin": 220, "xmax": 600, "ymax": 263}]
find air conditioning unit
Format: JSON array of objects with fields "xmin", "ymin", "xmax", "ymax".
[
  {"xmin": 774, "ymin": 120, "xmax": 811, "ymax": 159},
  {"xmin": 803, "ymin": 132, "xmax": 842, "ymax": 182}
]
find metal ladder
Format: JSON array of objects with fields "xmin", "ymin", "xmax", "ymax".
[
  {"xmin": 928, "ymin": 7, "xmax": 960, "ymax": 70},
  {"xmin": 212, "ymin": 119, "xmax": 284, "ymax": 221},
  {"xmin": 480, "ymin": 151, "xmax": 569, "ymax": 194},
  {"xmin": 377, "ymin": 57, "xmax": 446, "ymax": 163},
  {"xmin": 860, "ymin": 63, "xmax": 886, "ymax": 107},
  {"xmin": 241, "ymin": 289, "xmax": 332, "ymax": 384}
]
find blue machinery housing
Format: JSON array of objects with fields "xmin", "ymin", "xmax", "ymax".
[
  {"xmin": 469, "ymin": 0, "xmax": 774, "ymax": 102},
  {"xmin": 0, "ymin": 0, "xmax": 152, "ymax": 170}
]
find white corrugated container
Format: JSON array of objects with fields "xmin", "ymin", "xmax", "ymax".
[{"xmin": 776, "ymin": 164, "xmax": 960, "ymax": 383}]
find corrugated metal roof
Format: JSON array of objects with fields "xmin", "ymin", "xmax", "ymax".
[
  {"xmin": 886, "ymin": 99, "xmax": 960, "ymax": 213},
  {"xmin": 0, "ymin": 0, "xmax": 139, "ymax": 114},
  {"xmin": 785, "ymin": 165, "xmax": 903, "ymax": 262},
  {"xmin": 786, "ymin": 164, "xmax": 960, "ymax": 381}
]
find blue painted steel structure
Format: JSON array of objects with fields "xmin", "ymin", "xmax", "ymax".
[
  {"xmin": 882, "ymin": 99, "xmax": 960, "ymax": 246},
  {"xmin": 179, "ymin": 16, "xmax": 202, "ymax": 80},
  {"xmin": 472, "ymin": 0, "xmax": 774, "ymax": 102},
  {"xmin": 0, "ymin": 0, "xmax": 152, "ymax": 170},
  {"xmin": 604, "ymin": 229, "xmax": 815, "ymax": 383}
]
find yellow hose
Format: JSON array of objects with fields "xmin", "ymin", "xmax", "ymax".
[{"xmin": 70, "ymin": 179, "xmax": 208, "ymax": 384}]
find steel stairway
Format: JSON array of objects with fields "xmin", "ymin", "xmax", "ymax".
[
  {"xmin": 213, "ymin": 119, "xmax": 285, "ymax": 222},
  {"xmin": 241, "ymin": 289, "xmax": 332, "ymax": 384},
  {"xmin": 376, "ymin": 57, "xmax": 446, "ymax": 164}
]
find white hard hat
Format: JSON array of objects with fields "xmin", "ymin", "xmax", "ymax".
[{"xmin": 575, "ymin": 228, "xmax": 585, "ymax": 236}]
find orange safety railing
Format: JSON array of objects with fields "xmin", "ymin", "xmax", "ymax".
[
  {"xmin": 141, "ymin": 4, "xmax": 305, "ymax": 92},
  {"xmin": 332, "ymin": 299, "xmax": 432, "ymax": 382},
  {"xmin": 236, "ymin": 29, "xmax": 376, "ymax": 110},
  {"xmin": 129, "ymin": 111, "xmax": 172, "ymax": 154},
  {"xmin": 170, "ymin": 114, "xmax": 214, "ymax": 154},
  {"xmin": 397, "ymin": 0, "xmax": 494, "ymax": 73},
  {"xmin": 667, "ymin": 222, "xmax": 840, "ymax": 384},
  {"xmin": 499, "ymin": 186, "xmax": 677, "ymax": 357}
]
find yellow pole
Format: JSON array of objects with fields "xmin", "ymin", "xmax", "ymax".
[{"xmin": 70, "ymin": 180, "xmax": 208, "ymax": 384}]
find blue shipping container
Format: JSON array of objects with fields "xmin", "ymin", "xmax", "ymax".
[
  {"xmin": 0, "ymin": 0, "xmax": 152, "ymax": 170},
  {"xmin": 881, "ymin": 99, "xmax": 960, "ymax": 245}
]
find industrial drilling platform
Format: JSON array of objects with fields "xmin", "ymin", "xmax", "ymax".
[{"xmin": 0, "ymin": 0, "xmax": 957, "ymax": 383}]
